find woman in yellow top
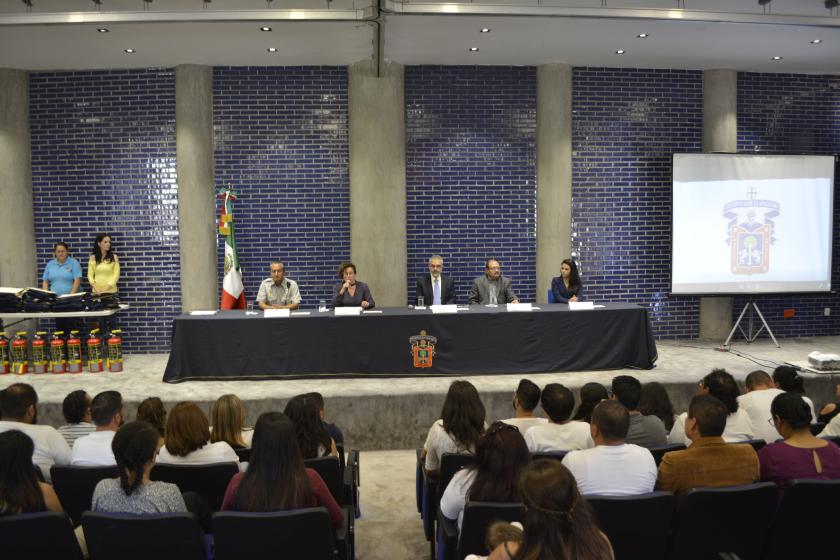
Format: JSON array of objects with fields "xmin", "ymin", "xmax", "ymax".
[{"xmin": 88, "ymin": 233, "xmax": 120, "ymax": 333}]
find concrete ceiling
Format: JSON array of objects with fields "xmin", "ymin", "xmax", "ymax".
[{"xmin": 0, "ymin": 0, "xmax": 838, "ymax": 73}]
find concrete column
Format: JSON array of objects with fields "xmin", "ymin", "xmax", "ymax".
[
  {"xmin": 536, "ymin": 64, "xmax": 573, "ymax": 303},
  {"xmin": 176, "ymin": 65, "xmax": 218, "ymax": 311},
  {"xmin": 700, "ymin": 69, "xmax": 737, "ymax": 340},
  {"xmin": 0, "ymin": 69, "xmax": 36, "ymax": 321},
  {"xmin": 348, "ymin": 60, "xmax": 406, "ymax": 306}
]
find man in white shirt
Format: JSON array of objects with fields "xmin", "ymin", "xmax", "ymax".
[
  {"xmin": 71, "ymin": 390, "xmax": 124, "ymax": 466},
  {"xmin": 736, "ymin": 370, "xmax": 784, "ymax": 444},
  {"xmin": 562, "ymin": 400, "xmax": 657, "ymax": 495},
  {"xmin": 501, "ymin": 379, "xmax": 548, "ymax": 433},
  {"xmin": 525, "ymin": 383, "xmax": 593, "ymax": 452},
  {"xmin": 0, "ymin": 383, "xmax": 71, "ymax": 481}
]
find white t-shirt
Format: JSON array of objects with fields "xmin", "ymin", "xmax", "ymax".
[
  {"xmin": 525, "ymin": 421, "xmax": 594, "ymax": 453},
  {"xmin": 668, "ymin": 408, "xmax": 754, "ymax": 446},
  {"xmin": 71, "ymin": 430, "xmax": 117, "ymax": 466},
  {"xmin": 423, "ymin": 419, "xmax": 477, "ymax": 471},
  {"xmin": 561, "ymin": 444, "xmax": 657, "ymax": 496},
  {"xmin": 439, "ymin": 467, "xmax": 477, "ymax": 529},
  {"xmin": 158, "ymin": 440, "xmax": 240, "ymax": 469},
  {"xmin": 0, "ymin": 420, "xmax": 71, "ymax": 482},
  {"xmin": 500, "ymin": 417, "xmax": 548, "ymax": 433},
  {"xmin": 737, "ymin": 388, "xmax": 785, "ymax": 444},
  {"xmin": 819, "ymin": 414, "xmax": 840, "ymax": 438}
]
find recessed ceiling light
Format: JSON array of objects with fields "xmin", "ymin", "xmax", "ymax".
[
  {"xmin": 469, "ymin": 47, "xmax": 479, "ymax": 52},
  {"xmin": 480, "ymin": 28, "xmax": 491, "ymax": 33},
  {"xmin": 267, "ymin": 47, "xmax": 278, "ymax": 53},
  {"xmin": 772, "ymin": 56, "xmax": 783, "ymax": 60},
  {"xmin": 616, "ymin": 49, "xmax": 626, "ymax": 54},
  {"xmin": 260, "ymin": 26, "xmax": 272, "ymax": 32},
  {"xmin": 124, "ymin": 48, "xmax": 135, "ymax": 54},
  {"xmin": 811, "ymin": 39, "xmax": 822, "ymax": 44},
  {"xmin": 637, "ymin": 33, "xmax": 648, "ymax": 38},
  {"xmin": 97, "ymin": 28, "xmax": 109, "ymax": 33}
]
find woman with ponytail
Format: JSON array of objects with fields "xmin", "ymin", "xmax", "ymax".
[
  {"xmin": 488, "ymin": 459, "xmax": 614, "ymax": 560},
  {"xmin": 92, "ymin": 421, "xmax": 186, "ymax": 514}
]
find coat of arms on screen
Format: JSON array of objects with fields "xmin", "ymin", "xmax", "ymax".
[
  {"xmin": 409, "ymin": 331, "xmax": 437, "ymax": 369},
  {"xmin": 723, "ymin": 186, "xmax": 780, "ymax": 275}
]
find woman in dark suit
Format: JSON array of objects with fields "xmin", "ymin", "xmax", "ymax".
[
  {"xmin": 550, "ymin": 258, "xmax": 582, "ymax": 303},
  {"xmin": 332, "ymin": 261, "xmax": 375, "ymax": 308}
]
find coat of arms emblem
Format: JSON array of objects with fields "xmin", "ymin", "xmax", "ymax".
[
  {"xmin": 409, "ymin": 330, "xmax": 437, "ymax": 368},
  {"xmin": 724, "ymin": 186, "xmax": 780, "ymax": 275}
]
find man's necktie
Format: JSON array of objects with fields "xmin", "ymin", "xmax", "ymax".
[{"xmin": 433, "ymin": 279, "xmax": 441, "ymax": 306}]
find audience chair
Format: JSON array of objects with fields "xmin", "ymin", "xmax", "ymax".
[
  {"xmin": 821, "ymin": 435, "xmax": 840, "ymax": 447},
  {"xmin": 304, "ymin": 456, "xmax": 356, "ymax": 559},
  {"xmin": 34, "ymin": 464, "xmax": 45, "ymax": 482},
  {"xmin": 234, "ymin": 447, "xmax": 251, "ymax": 463},
  {"xmin": 547, "ymin": 288, "xmax": 557, "ymax": 303},
  {"xmin": 420, "ymin": 453, "xmax": 477, "ymax": 559},
  {"xmin": 0, "ymin": 511, "xmax": 83, "ymax": 560},
  {"xmin": 82, "ymin": 511, "xmax": 207, "ymax": 560},
  {"xmin": 764, "ymin": 479, "xmax": 840, "ymax": 560},
  {"xmin": 416, "ymin": 449, "xmax": 424, "ymax": 514},
  {"xmin": 809, "ymin": 422, "xmax": 825, "ymax": 436},
  {"xmin": 438, "ymin": 501, "xmax": 525, "ymax": 560},
  {"xmin": 742, "ymin": 439, "xmax": 767, "ymax": 452},
  {"xmin": 213, "ymin": 508, "xmax": 339, "ymax": 560},
  {"xmin": 532, "ymin": 451, "xmax": 568, "ymax": 462},
  {"xmin": 51, "ymin": 464, "xmax": 119, "ymax": 526},
  {"xmin": 150, "ymin": 462, "xmax": 238, "ymax": 511},
  {"xmin": 588, "ymin": 492, "xmax": 675, "ymax": 560},
  {"xmin": 669, "ymin": 482, "xmax": 777, "ymax": 560},
  {"xmin": 648, "ymin": 443, "xmax": 686, "ymax": 466}
]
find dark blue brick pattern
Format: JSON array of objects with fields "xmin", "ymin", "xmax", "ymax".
[
  {"xmin": 29, "ymin": 69, "xmax": 179, "ymax": 353},
  {"xmin": 572, "ymin": 68, "xmax": 704, "ymax": 338},
  {"xmin": 213, "ymin": 67, "xmax": 349, "ymax": 307},
  {"xmin": 734, "ymin": 72, "xmax": 840, "ymax": 338},
  {"xmin": 405, "ymin": 66, "xmax": 537, "ymax": 303}
]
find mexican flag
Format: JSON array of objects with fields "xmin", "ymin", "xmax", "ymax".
[{"xmin": 219, "ymin": 187, "xmax": 246, "ymax": 309}]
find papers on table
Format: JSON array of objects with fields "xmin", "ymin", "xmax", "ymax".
[
  {"xmin": 431, "ymin": 304, "xmax": 458, "ymax": 314},
  {"xmin": 335, "ymin": 307, "xmax": 362, "ymax": 316},
  {"xmin": 569, "ymin": 301, "xmax": 595, "ymax": 311},
  {"xmin": 264, "ymin": 309, "xmax": 291, "ymax": 318},
  {"xmin": 362, "ymin": 309, "xmax": 383, "ymax": 314},
  {"xmin": 506, "ymin": 303, "xmax": 533, "ymax": 312},
  {"xmin": 190, "ymin": 310, "xmax": 218, "ymax": 316},
  {"xmin": 291, "ymin": 311, "xmax": 311, "ymax": 316}
]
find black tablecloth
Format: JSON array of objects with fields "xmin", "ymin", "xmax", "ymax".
[{"xmin": 163, "ymin": 303, "xmax": 657, "ymax": 383}]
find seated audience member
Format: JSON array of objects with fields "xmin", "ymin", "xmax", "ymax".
[
  {"xmin": 488, "ymin": 459, "xmax": 614, "ymax": 560},
  {"xmin": 440, "ymin": 421, "xmax": 531, "ymax": 529},
  {"xmin": 0, "ymin": 383, "xmax": 70, "ymax": 481},
  {"xmin": 572, "ymin": 382, "xmax": 609, "ymax": 424},
  {"xmin": 501, "ymin": 379, "xmax": 548, "ymax": 433},
  {"xmin": 638, "ymin": 382, "xmax": 675, "ymax": 432},
  {"xmin": 610, "ymin": 376, "xmax": 667, "ymax": 448},
  {"xmin": 422, "ymin": 380, "xmax": 487, "ymax": 476},
  {"xmin": 57, "ymin": 390, "xmax": 95, "ymax": 447},
  {"xmin": 737, "ymin": 370, "xmax": 784, "ymax": 444},
  {"xmin": 157, "ymin": 401, "xmax": 240, "ymax": 466},
  {"xmin": 136, "ymin": 397, "xmax": 166, "ymax": 439},
  {"xmin": 562, "ymin": 400, "xmax": 657, "ymax": 495},
  {"xmin": 760, "ymin": 393, "xmax": 840, "ymax": 488},
  {"xmin": 71, "ymin": 390, "xmax": 124, "ymax": 466},
  {"xmin": 817, "ymin": 383, "xmax": 840, "ymax": 425},
  {"xmin": 284, "ymin": 395, "xmax": 338, "ymax": 460},
  {"xmin": 92, "ymin": 421, "xmax": 187, "ymax": 514},
  {"xmin": 211, "ymin": 394, "xmax": 253, "ymax": 450},
  {"xmin": 306, "ymin": 392, "xmax": 344, "ymax": 446},
  {"xmin": 525, "ymin": 383, "xmax": 593, "ymax": 453},
  {"xmin": 221, "ymin": 412, "xmax": 344, "ymax": 529},
  {"xmin": 670, "ymin": 369, "xmax": 753, "ymax": 446},
  {"xmin": 657, "ymin": 395, "xmax": 759, "ymax": 494},
  {"xmin": 772, "ymin": 366, "xmax": 816, "ymax": 422},
  {"xmin": 0, "ymin": 430, "xmax": 63, "ymax": 515}
]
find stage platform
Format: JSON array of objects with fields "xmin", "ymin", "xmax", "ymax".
[{"xmin": 3, "ymin": 336, "xmax": 839, "ymax": 450}]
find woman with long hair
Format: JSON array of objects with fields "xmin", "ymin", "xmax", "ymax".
[
  {"xmin": 283, "ymin": 395, "xmax": 337, "ymax": 459},
  {"xmin": 220, "ymin": 412, "xmax": 344, "ymax": 529},
  {"xmin": 638, "ymin": 382, "xmax": 676, "ymax": 432},
  {"xmin": 88, "ymin": 233, "xmax": 120, "ymax": 333},
  {"xmin": 423, "ymin": 380, "xmax": 486, "ymax": 475},
  {"xmin": 440, "ymin": 421, "xmax": 531, "ymax": 529},
  {"xmin": 136, "ymin": 397, "xmax": 167, "ymax": 440},
  {"xmin": 92, "ymin": 421, "xmax": 186, "ymax": 513},
  {"xmin": 489, "ymin": 459, "xmax": 614, "ymax": 560},
  {"xmin": 669, "ymin": 369, "xmax": 752, "ymax": 445},
  {"xmin": 773, "ymin": 366, "xmax": 816, "ymax": 422},
  {"xmin": 550, "ymin": 258, "xmax": 582, "ymax": 304},
  {"xmin": 0, "ymin": 431, "xmax": 63, "ymax": 515},
  {"xmin": 572, "ymin": 383, "xmax": 608, "ymax": 424},
  {"xmin": 157, "ymin": 402, "xmax": 239, "ymax": 466},
  {"xmin": 211, "ymin": 394, "xmax": 253, "ymax": 449}
]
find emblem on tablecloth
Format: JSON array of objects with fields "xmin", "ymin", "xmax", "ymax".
[
  {"xmin": 409, "ymin": 330, "xmax": 437, "ymax": 369},
  {"xmin": 723, "ymin": 186, "xmax": 780, "ymax": 275}
]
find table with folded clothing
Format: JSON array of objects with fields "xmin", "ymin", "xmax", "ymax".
[
  {"xmin": 163, "ymin": 303, "xmax": 657, "ymax": 382},
  {"xmin": 0, "ymin": 287, "xmax": 128, "ymax": 327}
]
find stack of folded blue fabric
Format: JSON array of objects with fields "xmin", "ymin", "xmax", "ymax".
[
  {"xmin": 90, "ymin": 293, "xmax": 120, "ymax": 310},
  {"xmin": 21, "ymin": 287, "xmax": 57, "ymax": 312},
  {"xmin": 0, "ymin": 287, "xmax": 23, "ymax": 313},
  {"xmin": 53, "ymin": 292, "xmax": 90, "ymax": 312}
]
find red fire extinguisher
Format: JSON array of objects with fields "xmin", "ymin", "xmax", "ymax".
[
  {"xmin": 31, "ymin": 331, "xmax": 47, "ymax": 374},
  {"xmin": 50, "ymin": 331, "xmax": 67, "ymax": 374},
  {"xmin": 0, "ymin": 331, "xmax": 9, "ymax": 374},
  {"xmin": 66, "ymin": 330, "xmax": 82, "ymax": 373},
  {"xmin": 107, "ymin": 329, "xmax": 123, "ymax": 373},
  {"xmin": 11, "ymin": 331, "xmax": 28, "ymax": 374},
  {"xmin": 87, "ymin": 328, "xmax": 104, "ymax": 373}
]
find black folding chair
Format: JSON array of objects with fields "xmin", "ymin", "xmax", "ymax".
[
  {"xmin": 0, "ymin": 511, "xmax": 83, "ymax": 560},
  {"xmin": 764, "ymin": 479, "xmax": 840, "ymax": 560},
  {"xmin": 648, "ymin": 444, "xmax": 686, "ymax": 467},
  {"xmin": 442, "ymin": 501, "xmax": 524, "ymax": 560},
  {"xmin": 150, "ymin": 462, "xmax": 238, "ymax": 511},
  {"xmin": 304, "ymin": 456, "xmax": 355, "ymax": 559},
  {"xmin": 51, "ymin": 464, "xmax": 119, "ymax": 526},
  {"xmin": 588, "ymin": 491, "xmax": 675, "ymax": 560},
  {"xmin": 532, "ymin": 451, "xmax": 568, "ymax": 462},
  {"xmin": 82, "ymin": 511, "xmax": 207, "ymax": 560},
  {"xmin": 213, "ymin": 508, "xmax": 338, "ymax": 560}
]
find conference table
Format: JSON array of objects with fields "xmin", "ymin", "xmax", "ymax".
[
  {"xmin": 0, "ymin": 304, "xmax": 130, "ymax": 329},
  {"xmin": 163, "ymin": 303, "xmax": 657, "ymax": 383}
]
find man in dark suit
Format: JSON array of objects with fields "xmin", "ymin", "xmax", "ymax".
[{"xmin": 415, "ymin": 254, "xmax": 456, "ymax": 306}]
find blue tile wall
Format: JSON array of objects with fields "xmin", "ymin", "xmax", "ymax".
[
  {"xmin": 29, "ymin": 69, "xmax": 179, "ymax": 353},
  {"xmin": 734, "ymin": 72, "xmax": 840, "ymax": 338},
  {"xmin": 213, "ymin": 67, "xmax": 349, "ymax": 307},
  {"xmin": 405, "ymin": 66, "xmax": 537, "ymax": 304},
  {"xmin": 572, "ymin": 68, "xmax": 704, "ymax": 338}
]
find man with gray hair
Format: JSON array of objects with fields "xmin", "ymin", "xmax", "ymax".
[
  {"xmin": 256, "ymin": 260, "xmax": 301, "ymax": 310},
  {"xmin": 415, "ymin": 254, "xmax": 456, "ymax": 306}
]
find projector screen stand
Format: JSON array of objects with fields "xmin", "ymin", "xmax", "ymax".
[{"xmin": 724, "ymin": 297, "xmax": 780, "ymax": 348}]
